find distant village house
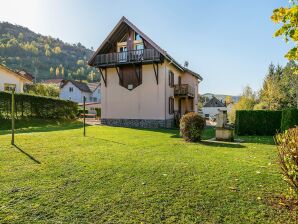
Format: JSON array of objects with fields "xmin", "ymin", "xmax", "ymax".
[{"xmin": 0, "ymin": 64, "xmax": 33, "ymax": 93}]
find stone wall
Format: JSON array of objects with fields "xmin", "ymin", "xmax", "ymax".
[{"xmin": 101, "ymin": 118, "xmax": 175, "ymax": 129}]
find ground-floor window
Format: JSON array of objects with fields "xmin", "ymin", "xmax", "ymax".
[
  {"xmin": 169, "ymin": 97, "xmax": 174, "ymax": 114},
  {"xmin": 4, "ymin": 83, "xmax": 16, "ymax": 91}
]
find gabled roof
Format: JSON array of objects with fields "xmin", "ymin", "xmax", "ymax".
[
  {"xmin": 0, "ymin": 64, "xmax": 34, "ymax": 82},
  {"xmin": 203, "ymin": 96, "xmax": 226, "ymax": 108},
  {"xmin": 61, "ymin": 80, "xmax": 92, "ymax": 93},
  {"xmin": 87, "ymin": 82, "xmax": 100, "ymax": 92},
  {"xmin": 88, "ymin": 16, "xmax": 202, "ymax": 81}
]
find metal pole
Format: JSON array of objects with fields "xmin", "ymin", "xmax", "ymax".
[
  {"xmin": 11, "ymin": 87, "xmax": 15, "ymax": 145},
  {"xmin": 83, "ymin": 96, "xmax": 86, "ymax": 137}
]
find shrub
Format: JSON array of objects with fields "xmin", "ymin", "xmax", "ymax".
[
  {"xmin": 235, "ymin": 110, "xmax": 282, "ymax": 135},
  {"xmin": 281, "ymin": 109, "xmax": 298, "ymax": 131},
  {"xmin": 274, "ymin": 126, "xmax": 298, "ymax": 196},
  {"xmin": 0, "ymin": 91, "xmax": 78, "ymax": 119},
  {"xmin": 95, "ymin": 108, "xmax": 101, "ymax": 117},
  {"xmin": 180, "ymin": 112, "xmax": 205, "ymax": 142}
]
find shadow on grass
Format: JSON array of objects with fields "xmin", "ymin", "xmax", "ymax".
[
  {"xmin": 0, "ymin": 118, "xmax": 86, "ymax": 135},
  {"xmin": 86, "ymin": 136, "xmax": 127, "ymax": 145},
  {"xmin": 238, "ymin": 135, "xmax": 275, "ymax": 145},
  {"xmin": 199, "ymin": 140, "xmax": 246, "ymax": 148},
  {"xmin": 13, "ymin": 144, "xmax": 41, "ymax": 164}
]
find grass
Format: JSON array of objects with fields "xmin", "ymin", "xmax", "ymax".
[{"xmin": 0, "ymin": 121, "xmax": 296, "ymax": 223}]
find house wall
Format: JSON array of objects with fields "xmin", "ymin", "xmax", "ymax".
[
  {"xmin": 166, "ymin": 63, "xmax": 199, "ymax": 115},
  {"xmin": 90, "ymin": 85, "xmax": 101, "ymax": 102},
  {"xmin": 202, "ymin": 107, "xmax": 227, "ymax": 119},
  {"xmin": 102, "ymin": 64, "xmax": 166, "ymax": 120},
  {"xmin": 0, "ymin": 68, "xmax": 31, "ymax": 93},
  {"xmin": 101, "ymin": 59, "xmax": 200, "ymax": 128},
  {"xmin": 60, "ymin": 82, "xmax": 90, "ymax": 103}
]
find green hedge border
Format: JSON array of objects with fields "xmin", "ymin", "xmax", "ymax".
[{"xmin": 0, "ymin": 91, "xmax": 78, "ymax": 119}]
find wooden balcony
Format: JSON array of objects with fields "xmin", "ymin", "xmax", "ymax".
[
  {"xmin": 174, "ymin": 84, "xmax": 195, "ymax": 98},
  {"xmin": 93, "ymin": 49, "xmax": 162, "ymax": 68}
]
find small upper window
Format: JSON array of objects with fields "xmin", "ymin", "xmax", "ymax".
[
  {"xmin": 69, "ymin": 87, "xmax": 73, "ymax": 92},
  {"xmin": 134, "ymin": 32, "xmax": 141, "ymax": 41}
]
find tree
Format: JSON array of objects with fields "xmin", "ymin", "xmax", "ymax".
[
  {"xmin": 271, "ymin": 0, "xmax": 298, "ymax": 60},
  {"xmin": 25, "ymin": 83, "xmax": 59, "ymax": 97},
  {"xmin": 61, "ymin": 67, "xmax": 65, "ymax": 78},
  {"xmin": 53, "ymin": 46, "xmax": 61, "ymax": 54},
  {"xmin": 280, "ymin": 61, "xmax": 298, "ymax": 108},
  {"xmin": 49, "ymin": 67, "xmax": 54, "ymax": 76},
  {"xmin": 259, "ymin": 64, "xmax": 283, "ymax": 110},
  {"xmin": 224, "ymin": 96, "xmax": 233, "ymax": 105},
  {"xmin": 55, "ymin": 67, "xmax": 60, "ymax": 77},
  {"xmin": 228, "ymin": 85, "xmax": 257, "ymax": 122},
  {"xmin": 18, "ymin": 32, "xmax": 24, "ymax": 40}
]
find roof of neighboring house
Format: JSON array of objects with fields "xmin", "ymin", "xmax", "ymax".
[
  {"xmin": 87, "ymin": 82, "xmax": 100, "ymax": 92},
  {"xmin": 88, "ymin": 16, "xmax": 203, "ymax": 81},
  {"xmin": 61, "ymin": 80, "xmax": 92, "ymax": 93},
  {"xmin": 203, "ymin": 96, "xmax": 226, "ymax": 108},
  {"xmin": 0, "ymin": 64, "xmax": 34, "ymax": 82}
]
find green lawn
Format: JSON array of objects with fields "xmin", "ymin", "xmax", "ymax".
[{"xmin": 0, "ymin": 121, "xmax": 296, "ymax": 223}]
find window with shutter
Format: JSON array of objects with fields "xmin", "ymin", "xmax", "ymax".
[
  {"xmin": 169, "ymin": 71, "xmax": 174, "ymax": 87},
  {"xmin": 169, "ymin": 97, "xmax": 174, "ymax": 114}
]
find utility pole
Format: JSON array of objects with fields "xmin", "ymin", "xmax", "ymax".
[
  {"xmin": 83, "ymin": 96, "xmax": 86, "ymax": 137},
  {"xmin": 11, "ymin": 87, "xmax": 15, "ymax": 145}
]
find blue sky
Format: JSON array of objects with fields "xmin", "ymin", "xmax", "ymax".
[{"xmin": 0, "ymin": 0, "xmax": 292, "ymax": 95}]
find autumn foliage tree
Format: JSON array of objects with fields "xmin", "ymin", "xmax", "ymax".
[{"xmin": 271, "ymin": 0, "xmax": 298, "ymax": 61}]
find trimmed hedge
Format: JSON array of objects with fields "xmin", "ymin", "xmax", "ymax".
[
  {"xmin": 0, "ymin": 91, "xmax": 78, "ymax": 119},
  {"xmin": 235, "ymin": 110, "xmax": 282, "ymax": 135},
  {"xmin": 281, "ymin": 108, "xmax": 298, "ymax": 131}
]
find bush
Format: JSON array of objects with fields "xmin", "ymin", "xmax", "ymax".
[
  {"xmin": 180, "ymin": 112, "xmax": 205, "ymax": 142},
  {"xmin": 281, "ymin": 109, "xmax": 298, "ymax": 131},
  {"xmin": 235, "ymin": 110, "xmax": 282, "ymax": 135},
  {"xmin": 95, "ymin": 108, "xmax": 101, "ymax": 117},
  {"xmin": 275, "ymin": 126, "xmax": 298, "ymax": 196},
  {"xmin": 0, "ymin": 91, "xmax": 78, "ymax": 119}
]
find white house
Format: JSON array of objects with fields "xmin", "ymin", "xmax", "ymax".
[
  {"xmin": 0, "ymin": 64, "xmax": 33, "ymax": 93},
  {"xmin": 59, "ymin": 80, "xmax": 101, "ymax": 103},
  {"xmin": 202, "ymin": 96, "xmax": 227, "ymax": 119}
]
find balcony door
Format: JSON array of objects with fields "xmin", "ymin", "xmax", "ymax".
[{"xmin": 118, "ymin": 46, "xmax": 127, "ymax": 62}]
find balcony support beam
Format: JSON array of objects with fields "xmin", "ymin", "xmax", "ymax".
[
  {"xmin": 115, "ymin": 67, "xmax": 123, "ymax": 84},
  {"xmin": 153, "ymin": 63, "xmax": 159, "ymax": 84},
  {"xmin": 133, "ymin": 64, "xmax": 141, "ymax": 83},
  {"xmin": 98, "ymin": 68, "xmax": 107, "ymax": 87}
]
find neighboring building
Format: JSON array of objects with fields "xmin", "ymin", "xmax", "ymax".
[
  {"xmin": 78, "ymin": 102, "xmax": 101, "ymax": 115},
  {"xmin": 202, "ymin": 96, "xmax": 227, "ymax": 119},
  {"xmin": 88, "ymin": 16, "xmax": 203, "ymax": 128},
  {"xmin": 60, "ymin": 80, "xmax": 100, "ymax": 103},
  {"xmin": 201, "ymin": 93, "xmax": 240, "ymax": 104},
  {"xmin": 0, "ymin": 64, "xmax": 33, "ymax": 93}
]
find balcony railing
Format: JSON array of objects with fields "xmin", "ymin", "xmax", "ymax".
[
  {"xmin": 174, "ymin": 84, "xmax": 195, "ymax": 97},
  {"xmin": 93, "ymin": 49, "xmax": 161, "ymax": 67}
]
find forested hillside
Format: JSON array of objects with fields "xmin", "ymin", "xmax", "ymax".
[{"xmin": 0, "ymin": 22, "xmax": 100, "ymax": 82}]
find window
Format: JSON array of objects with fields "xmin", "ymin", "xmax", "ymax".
[
  {"xmin": 93, "ymin": 97, "xmax": 97, "ymax": 102},
  {"xmin": 169, "ymin": 71, "xmax": 174, "ymax": 87},
  {"xmin": 178, "ymin": 76, "xmax": 181, "ymax": 85},
  {"xmin": 135, "ymin": 44, "xmax": 144, "ymax": 50},
  {"xmin": 69, "ymin": 87, "xmax": 73, "ymax": 92},
  {"xmin": 205, "ymin": 114, "xmax": 210, "ymax": 118},
  {"xmin": 4, "ymin": 83, "xmax": 16, "ymax": 91},
  {"xmin": 169, "ymin": 97, "xmax": 174, "ymax": 114},
  {"xmin": 134, "ymin": 32, "xmax": 141, "ymax": 41}
]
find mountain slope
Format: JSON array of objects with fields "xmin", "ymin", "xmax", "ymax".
[{"xmin": 0, "ymin": 22, "xmax": 99, "ymax": 82}]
